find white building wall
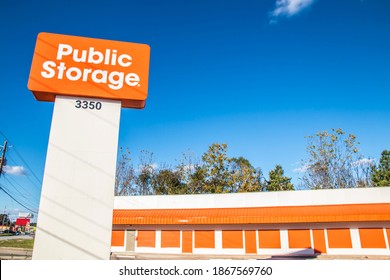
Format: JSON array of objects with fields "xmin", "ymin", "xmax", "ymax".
[{"xmin": 115, "ymin": 187, "xmax": 390, "ymax": 210}]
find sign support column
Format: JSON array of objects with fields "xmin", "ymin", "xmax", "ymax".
[{"xmin": 33, "ymin": 96, "xmax": 121, "ymax": 259}]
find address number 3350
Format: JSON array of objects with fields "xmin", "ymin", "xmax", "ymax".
[{"xmin": 75, "ymin": 99, "xmax": 102, "ymax": 110}]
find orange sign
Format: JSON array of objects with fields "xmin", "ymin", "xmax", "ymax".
[{"xmin": 28, "ymin": 32, "xmax": 150, "ymax": 108}]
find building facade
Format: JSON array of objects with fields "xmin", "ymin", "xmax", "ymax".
[{"xmin": 111, "ymin": 187, "xmax": 390, "ymax": 256}]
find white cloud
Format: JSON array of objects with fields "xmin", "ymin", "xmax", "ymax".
[
  {"xmin": 181, "ymin": 164, "xmax": 196, "ymax": 172},
  {"xmin": 269, "ymin": 0, "xmax": 316, "ymax": 23},
  {"xmin": 136, "ymin": 163, "xmax": 159, "ymax": 173},
  {"xmin": 293, "ymin": 165, "xmax": 309, "ymax": 173},
  {"xmin": 3, "ymin": 165, "xmax": 26, "ymax": 176},
  {"xmin": 353, "ymin": 158, "xmax": 375, "ymax": 167}
]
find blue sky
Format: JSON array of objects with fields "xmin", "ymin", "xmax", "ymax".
[{"xmin": 0, "ymin": 0, "xmax": 389, "ymax": 221}]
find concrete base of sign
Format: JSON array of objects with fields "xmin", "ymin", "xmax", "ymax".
[{"xmin": 33, "ymin": 96, "xmax": 121, "ymax": 260}]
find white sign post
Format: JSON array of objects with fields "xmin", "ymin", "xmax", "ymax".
[
  {"xmin": 32, "ymin": 96, "xmax": 121, "ymax": 259},
  {"xmin": 28, "ymin": 33, "xmax": 150, "ymax": 259}
]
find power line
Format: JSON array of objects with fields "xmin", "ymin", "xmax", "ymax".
[
  {"xmin": 0, "ymin": 130, "xmax": 42, "ymax": 186},
  {"xmin": 0, "ymin": 131, "xmax": 40, "ymax": 215},
  {"xmin": 0, "ymin": 131, "xmax": 8, "ymax": 140},
  {"xmin": 5, "ymin": 152, "xmax": 42, "ymax": 191},
  {"xmin": 0, "ymin": 183, "xmax": 38, "ymax": 214},
  {"xmin": 12, "ymin": 146, "xmax": 42, "ymax": 185},
  {"xmin": 4, "ymin": 174, "xmax": 40, "ymax": 203},
  {"xmin": 3, "ymin": 175, "xmax": 40, "ymax": 210},
  {"xmin": 0, "ymin": 181, "xmax": 38, "ymax": 211}
]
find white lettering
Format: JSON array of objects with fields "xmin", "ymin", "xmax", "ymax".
[
  {"xmin": 108, "ymin": 71, "xmax": 124, "ymax": 90},
  {"xmin": 73, "ymin": 49, "xmax": 87, "ymax": 62},
  {"xmin": 92, "ymin": 69, "xmax": 108, "ymax": 83},
  {"xmin": 56, "ymin": 44, "xmax": 134, "ymax": 68},
  {"xmin": 40, "ymin": 63, "xmax": 140, "ymax": 89},
  {"xmin": 57, "ymin": 62, "xmax": 67, "ymax": 79},
  {"xmin": 82, "ymin": 68, "xmax": 92, "ymax": 81},
  {"xmin": 57, "ymin": 44, "xmax": 73, "ymax": 60},
  {"xmin": 104, "ymin": 49, "xmax": 111, "ymax": 65},
  {"xmin": 87, "ymin": 47, "xmax": 104, "ymax": 64},
  {"xmin": 125, "ymin": 73, "xmax": 140, "ymax": 87},
  {"xmin": 43, "ymin": 44, "xmax": 141, "ymax": 90},
  {"xmin": 66, "ymin": 67, "xmax": 82, "ymax": 81},
  {"xmin": 41, "ymin": 61, "xmax": 56, "ymax": 78},
  {"xmin": 118, "ymin": 54, "xmax": 132, "ymax": 67},
  {"xmin": 111, "ymin": 50, "xmax": 117, "ymax": 66}
]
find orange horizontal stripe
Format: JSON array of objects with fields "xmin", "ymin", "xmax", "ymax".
[{"xmin": 112, "ymin": 203, "xmax": 390, "ymax": 225}]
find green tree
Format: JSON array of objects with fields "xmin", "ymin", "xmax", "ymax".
[
  {"xmin": 300, "ymin": 128, "xmax": 372, "ymax": 189},
  {"xmin": 200, "ymin": 144, "xmax": 263, "ymax": 193},
  {"xmin": 371, "ymin": 150, "xmax": 390, "ymax": 187},
  {"xmin": 175, "ymin": 150, "xmax": 205, "ymax": 194},
  {"xmin": 115, "ymin": 144, "xmax": 266, "ymax": 195},
  {"xmin": 115, "ymin": 147, "xmax": 136, "ymax": 196},
  {"xmin": 201, "ymin": 143, "xmax": 232, "ymax": 193},
  {"xmin": 266, "ymin": 164, "xmax": 294, "ymax": 191},
  {"xmin": 0, "ymin": 213, "xmax": 11, "ymax": 226},
  {"xmin": 187, "ymin": 166, "xmax": 206, "ymax": 194},
  {"xmin": 136, "ymin": 150, "xmax": 155, "ymax": 195},
  {"xmin": 152, "ymin": 167, "xmax": 186, "ymax": 194},
  {"xmin": 230, "ymin": 157, "xmax": 262, "ymax": 192}
]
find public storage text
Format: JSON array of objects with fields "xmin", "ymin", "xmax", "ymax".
[{"xmin": 40, "ymin": 44, "xmax": 140, "ymax": 90}]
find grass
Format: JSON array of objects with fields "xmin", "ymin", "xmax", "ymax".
[{"xmin": 0, "ymin": 239, "xmax": 34, "ymax": 249}]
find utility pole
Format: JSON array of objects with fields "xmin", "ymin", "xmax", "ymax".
[
  {"xmin": 1, "ymin": 207, "xmax": 7, "ymax": 228},
  {"xmin": 0, "ymin": 140, "xmax": 7, "ymax": 177}
]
